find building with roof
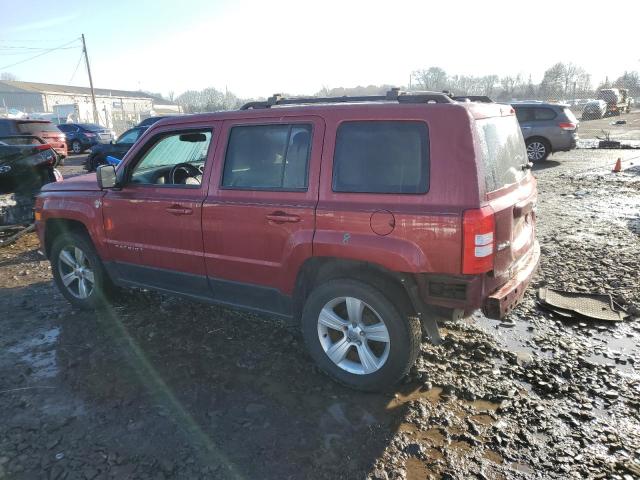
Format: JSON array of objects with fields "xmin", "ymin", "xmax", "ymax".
[{"xmin": 0, "ymin": 80, "xmax": 181, "ymax": 132}]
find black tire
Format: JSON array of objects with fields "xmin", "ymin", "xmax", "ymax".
[
  {"xmin": 71, "ymin": 140, "xmax": 84, "ymax": 154},
  {"xmin": 525, "ymin": 137, "xmax": 551, "ymax": 162},
  {"xmin": 301, "ymin": 279, "xmax": 421, "ymax": 392},
  {"xmin": 50, "ymin": 231, "xmax": 114, "ymax": 310}
]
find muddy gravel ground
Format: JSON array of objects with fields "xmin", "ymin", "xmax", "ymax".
[{"xmin": 1, "ymin": 150, "xmax": 639, "ymax": 480}]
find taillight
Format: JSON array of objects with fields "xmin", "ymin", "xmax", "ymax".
[
  {"xmin": 462, "ymin": 206, "xmax": 495, "ymax": 274},
  {"xmin": 558, "ymin": 122, "xmax": 576, "ymax": 131},
  {"xmin": 85, "ymin": 132, "xmax": 96, "ymax": 137}
]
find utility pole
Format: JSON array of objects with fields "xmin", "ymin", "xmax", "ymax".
[{"xmin": 81, "ymin": 34, "xmax": 99, "ymax": 124}]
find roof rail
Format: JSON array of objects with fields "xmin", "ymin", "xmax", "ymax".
[{"xmin": 240, "ymin": 88, "xmax": 454, "ymax": 110}]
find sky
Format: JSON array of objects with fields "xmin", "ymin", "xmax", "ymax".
[{"xmin": 1, "ymin": 0, "xmax": 638, "ymax": 99}]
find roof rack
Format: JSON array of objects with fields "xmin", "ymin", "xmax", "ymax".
[{"xmin": 240, "ymin": 88, "xmax": 455, "ymax": 110}]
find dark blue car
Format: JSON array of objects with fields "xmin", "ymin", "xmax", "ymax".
[{"xmin": 57, "ymin": 123, "xmax": 115, "ymax": 154}]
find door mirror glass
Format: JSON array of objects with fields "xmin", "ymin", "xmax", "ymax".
[{"xmin": 97, "ymin": 164, "xmax": 117, "ymax": 189}]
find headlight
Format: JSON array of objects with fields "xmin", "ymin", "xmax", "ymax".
[{"xmin": 0, "ymin": 165, "xmax": 11, "ymax": 174}]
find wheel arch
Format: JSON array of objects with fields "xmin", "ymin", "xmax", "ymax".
[
  {"xmin": 292, "ymin": 257, "xmax": 418, "ymax": 321},
  {"xmin": 44, "ymin": 218, "xmax": 92, "ymax": 258}
]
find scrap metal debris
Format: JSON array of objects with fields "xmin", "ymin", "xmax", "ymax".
[{"xmin": 538, "ymin": 288, "xmax": 628, "ymax": 321}]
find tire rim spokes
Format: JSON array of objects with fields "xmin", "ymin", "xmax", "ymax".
[
  {"xmin": 317, "ymin": 297, "xmax": 390, "ymax": 375},
  {"xmin": 527, "ymin": 142, "xmax": 546, "ymax": 161},
  {"xmin": 58, "ymin": 246, "xmax": 94, "ymax": 299}
]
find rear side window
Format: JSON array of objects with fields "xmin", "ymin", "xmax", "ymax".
[
  {"xmin": 17, "ymin": 122, "xmax": 61, "ymax": 134},
  {"xmin": 533, "ymin": 108, "xmax": 556, "ymax": 121},
  {"xmin": 514, "ymin": 107, "xmax": 533, "ymax": 122},
  {"xmin": 222, "ymin": 124, "xmax": 311, "ymax": 190},
  {"xmin": 476, "ymin": 116, "xmax": 528, "ymax": 192},
  {"xmin": 332, "ymin": 121, "xmax": 429, "ymax": 194}
]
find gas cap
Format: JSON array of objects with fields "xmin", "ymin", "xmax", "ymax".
[{"xmin": 370, "ymin": 210, "xmax": 395, "ymax": 236}]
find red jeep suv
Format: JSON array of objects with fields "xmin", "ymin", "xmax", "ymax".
[{"xmin": 35, "ymin": 90, "xmax": 540, "ymax": 391}]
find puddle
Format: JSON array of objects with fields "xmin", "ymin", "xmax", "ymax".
[
  {"xmin": 471, "ymin": 414, "xmax": 494, "ymax": 426},
  {"xmin": 7, "ymin": 327, "xmax": 60, "ymax": 379},
  {"xmin": 405, "ymin": 457, "xmax": 434, "ymax": 480},
  {"xmin": 399, "ymin": 423, "xmax": 446, "ymax": 447},
  {"xmin": 388, "ymin": 386, "xmax": 442, "ymax": 409}
]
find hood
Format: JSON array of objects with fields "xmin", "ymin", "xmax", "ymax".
[{"xmin": 41, "ymin": 172, "xmax": 101, "ymax": 192}]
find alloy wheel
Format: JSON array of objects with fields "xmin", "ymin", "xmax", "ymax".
[
  {"xmin": 317, "ymin": 296, "xmax": 390, "ymax": 375},
  {"xmin": 72, "ymin": 141, "xmax": 82, "ymax": 154},
  {"xmin": 57, "ymin": 246, "xmax": 95, "ymax": 299},
  {"xmin": 527, "ymin": 141, "xmax": 546, "ymax": 161}
]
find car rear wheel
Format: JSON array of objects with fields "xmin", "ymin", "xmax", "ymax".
[
  {"xmin": 301, "ymin": 279, "xmax": 421, "ymax": 392},
  {"xmin": 526, "ymin": 138, "xmax": 550, "ymax": 162},
  {"xmin": 71, "ymin": 140, "xmax": 83, "ymax": 154},
  {"xmin": 51, "ymin": 232, "xmax": 113, "ymax": 309}
]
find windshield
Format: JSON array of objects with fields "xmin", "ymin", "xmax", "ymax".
[{"xmin": 476, "ymin": 116, "xmax": 528, "ymax": 192}]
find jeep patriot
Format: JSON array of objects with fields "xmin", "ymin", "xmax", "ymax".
[{"xmin": 35, "ymin": 90, "xmax": 540, "ymax": 391}]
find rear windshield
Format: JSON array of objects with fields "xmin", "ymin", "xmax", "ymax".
[
  {"xmin": 17, "ymin": 122, "xmax": 61, "ymax": 134},
  {"xmin": 476, "ymin": 116, "xmax": 527, "ymax": 192}
]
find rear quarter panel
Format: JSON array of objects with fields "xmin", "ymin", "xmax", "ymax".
[{"xmin": 315, "ymin": 105, "xmax": 482, "ymax": 275}]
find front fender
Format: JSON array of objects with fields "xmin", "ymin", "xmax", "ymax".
[{"xmin": 39, "ymin": 191, "xmax": 108, "ymax": 259}]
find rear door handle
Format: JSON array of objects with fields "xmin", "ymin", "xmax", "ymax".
[
  {"xmin": 266, "ymin": 211, "xmax": 301, "ymax": 223},
  {"xmin": 166, "ymin": 205, "xmax": 193, "ymax": 215}
]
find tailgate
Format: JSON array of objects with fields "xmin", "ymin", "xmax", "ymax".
[
  {"xmin": 475, "ymin": 114, "xmax": 537, "ymax": 278},
  {"xmin": 488, "ymin": 177, "xmax": 537, "ymax": 277}
]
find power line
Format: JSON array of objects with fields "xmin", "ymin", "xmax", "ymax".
[
  {"xmin": 0, "ymin": 47, "xmax": 80, "ymax": 56},
  {"xmin": 0, "ymin": 38, "xmax": 81, "ymax": 70},
  {"xmin": 68, "ymin": 50, "xmax": 85, "ymax": 84}
]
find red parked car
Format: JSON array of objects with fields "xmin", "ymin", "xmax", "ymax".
[
  {"xmin": 34, "ymin": 89, "xmax": 540, "ymax": 391},
  {"xmin": 0, "ymin": 119, "xmax": 67, "ymax": 162}
]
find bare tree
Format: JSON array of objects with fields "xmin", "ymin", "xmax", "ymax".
[
  {"xmin": 0, "ymin": 72, "xmax": 18, "ymax": 81},
  {"xmin": 412, "ymin": 67, "xmax": 448, "ymax": 91}
]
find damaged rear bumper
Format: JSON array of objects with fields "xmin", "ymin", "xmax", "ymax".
[{"xmin": 483, "ymin": 241, "xmax": 540, "ymax": 319}]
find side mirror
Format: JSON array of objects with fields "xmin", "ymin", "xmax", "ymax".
[{"xmin": 97, "ymin": 164, "xmax": 117, "ymax": 189}]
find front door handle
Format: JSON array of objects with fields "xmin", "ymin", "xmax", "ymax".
[
  {"xmin": 166, "ymin": 205, "xmax": 193, "ymax": 215},
  {"xmin": 266, "ymin": 211, "xmax": 301, "ymax": 223}
]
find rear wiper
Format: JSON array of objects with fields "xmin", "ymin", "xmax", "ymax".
[{"xmin": 521, "ymin": 162, "xmax": 533, "ymax": 170}]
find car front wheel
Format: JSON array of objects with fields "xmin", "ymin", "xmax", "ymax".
[
  {"xmin": 51, "ymin": 232, "xmax": 113, "ymax": 309},
  {"xmin": 526, "ymin": 138, "xmax": 550, "ymax": 161},
  {"xmin": 301, "ymin": 279, "xmax": 421, "ymax": 392},
  {"xmin": 71, "ymin": 140, "xmax": 83, "ymax": 154}
]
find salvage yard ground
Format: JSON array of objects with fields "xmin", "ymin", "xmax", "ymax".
[{"xmin": 0, "ymin": 149, "xmax": 639, "ymax": 479}]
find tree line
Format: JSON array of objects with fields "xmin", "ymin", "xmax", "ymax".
[
  {"xmin": 411, "ymin": 63, "xmax": 640, "ymax": 101},
  {"xmin": 156, "ymin": 63, "xmax": 640, "ymax": 113}
]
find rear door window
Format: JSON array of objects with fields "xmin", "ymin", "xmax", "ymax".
[
  {"xmin": 332, "ymin": 121, "xmax": 429, "ymax": 194},
  {"xmin": 222, "ymin": 124, "xmax": 312, "ymax": 190},
  {"xmin": 476, "ymin": 116, "xmax": 528, "ymax": 192}
]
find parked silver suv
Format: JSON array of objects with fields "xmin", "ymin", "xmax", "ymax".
[{"xmin": 512, "ymin": 102, "xmax": 579, "ymax": 161}]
